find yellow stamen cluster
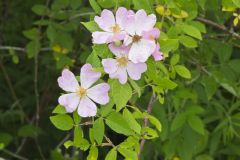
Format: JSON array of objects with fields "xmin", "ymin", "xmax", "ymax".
[
  {"xmin": 111, "ymin": 25, "xmax": 121, "ymax": 33},
  {"xmin": 77, "ymin": 87, "xmax": 87, "ymax": 97},
  {"xmin": 117, "ymin": 57, "xmax": 128, "ymax": 67}
]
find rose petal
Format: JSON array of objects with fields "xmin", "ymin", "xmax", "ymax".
[
  {"xmin": 152, "ymin": 43, "xmax": 164, "ymax": 61},
  {"xmin": 135, "ymin": 10, "xmax": 156, "ymax": 35},
  {"xmin": 142, "ymin": 28, "xmax": 160, "ymax": 40},
  {"xmin": 108, "ymin": 43, "xmax": 130, "ymax": 57},
  {"xmin": 87, "ymin": 83, "xmax": 110, "ymax": 105},
  {"xmin": 80, "ymin": 64, "xmax": 101, "ymax": 89},
  {"xmin": 94, "ymin": 9, "xmax": 115, "ymax": 32},
  {"xmin": 128, "ymin": 39, "xmax": 156, "ymax": 63},
  {"xmin": 57, "ymin": 69, "xmax": 79, "ymax": 92},
  {"xmin": 78, "ymin": 96, "xmax": 97, "ymax": 117},
  {"xmin": 127, "ymin": 62, "xmax": 147, "ymax": 80},
  {"xmin": 92, "ymin": 32, "xmax": 114, "ymax": 44},
  {"xmin": 102, "ymin": 58, "xmax": 118, "ymax": 74},
  {"xmin": 58, "ymin": 93, "xmax": 80, "ymax": 113},
  {"xmin": 109, "ymin": 67, "xmax": 128, "ymax": 84}
]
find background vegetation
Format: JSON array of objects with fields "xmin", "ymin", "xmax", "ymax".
[{"xmin": 0, "ymin": 0, "xmax": 240, "ymax": 160}]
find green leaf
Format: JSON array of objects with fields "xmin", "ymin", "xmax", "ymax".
[
  {"xmin": 156, "ymin": 77, "xmax": 178, "ymax": 90},
  {"xmin": 174, "ymin": 65, "xmax": 191, "ymax": 79},
  {"xmin": 26, "ymin": 40, "xmax": 40, "ymax": 58},
  {"xmin": 32, "ymin": 4, "xmax": 48, "ymax": 15},
  {"xmin": 64, "ymin": 140, "xmax": 74, "ymax": 149},
  {"xmin": 0, "ymin": 133, "xmax": 12, "ymax": 147},
  {"xmin": 129, "ymin": 79, "xmax": 141, "ymax": 97},
  {"xmin": 109, "ymin": 79, "xmax": 132, "ymax": 111},
  {"xmin": 87, "ymin": 146, "xmax": 98, "ymax": 160},
  {"xmin": 97, "ymin": 0, "xmax": 116, "ymax": 8},
  {"xmin": 179, "ymin": 35, "xmax": 197, "ymax": 48},
  {"xmin": 92, "ymin": 44, "xmax": 112, "ymax": 58},
  {"xmin": 99, "ymin": 99, "xmax": 114, "ymax": 117},
  {"xmin": 132, "ymin": 0, "xmax": 153, "ymax": 13},
  {"xmin": 52, "ymin": 105, "xmax": 66, "ymax": 114},
  {"xmin": 23, "ymin": 28, "xmax": 40, "ymax": 40},
  {"xmin": 86, "ymin": 51, "xmax": 101, "ymax": 67},
  {"xmin": 181, "ymin": 24, "xmax": 202, "ymax": 40},
  {"xmin": 50, "ymin": 114, "xmax": 74, "ymax": 131},
  {"xmin": 144, "ymin": 113, "xmax": 162, "ymax": 132},
  {"xmin": 78, "ymin": 138, "xmax": 90, "ymax": 151},
  {"xmin": 160, "ymin": 39, "xmax": 179, "ymax": 53},
  {"xmin": 74, "ymin": 126, "xmax": 83, "ymax": 146},
  {"xmin": 93, "ymin": 117, "xmax": 105, "ymax": 144},
  {"xmin": 233, "ymin": 0, "xmax": 240, "ymax": 7},
  {"xmin": 118, "ymin": 148, "xmax": 138, "ymax": 160},
  {"xmin": 123, "ymin": 109, "xmax": 141, "ymax": 134},
  {"xmin": 171, "ymin": 113, "xmax": 187, "ymax": 131},
  {"xmin": 141, "ymin": 127, "xmax": 159, "ymax": 139},
  {"xmin": 105, "ymin": 148, "xmax": 117, "ymax": 160},
  {"xmin": 170, "ymin": 54, "xmax": 180, "ymax": 66},
  {"xmin": 73, "ymin": 111, "xmax": 81, "ymax": 124},
  {"xmin": 18, "ymin": 125, "xmax": 42, "ymax": 138},
  {"xmin": 81, "ymin": 21, "xmax": 101, "ymax": 32},
  {"xmin": 187, "ymin": 115, "xmax": 205, "ymax": 135},
  {"xmin": 89, "ymin": 0, "xmax": 102, "ymax": 14},
  {"xmin": 105, "ymin": 112, "xmax": 134, "ymax": 136}
]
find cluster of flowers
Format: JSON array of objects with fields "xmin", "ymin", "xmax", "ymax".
[{"xmin": 57, "ymin": 7, "xmax": 163, "ymax": 117}]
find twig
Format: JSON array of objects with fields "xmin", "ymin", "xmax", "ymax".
[
  {"xmin": 138, "ymin": 94, "xmax": 157, "ymax": 159},
  {"xmin": 0, "ymin": 46, "xmax": 51, "ymax": 52},
  {"xmin": 104, "ymin": 135, "xmax": 115, "ymax": 147},
  {"xmin": 196, "ymin": 17, "xmax": 240, "ymax": 39},
  {"xmin": 2, "ymin": 149, "xmax": 28, "ymax": 160},
  {"xmin": 56, "ymin": 134, "xmax": 71, "ymax": 149},
  {"xmin": 0, "ymin": 58, "xmax": 29, "ymax": 122}
]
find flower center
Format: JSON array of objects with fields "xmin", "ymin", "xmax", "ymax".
[
  {"xmin": 77, "ymin": 87, "xmax": 87, "ymax": 97},
  {"xmin": 132, "ymin": 35, "xmax": 142, "ymax": 43},
  {"xmin": 111, "ymin": 25, "xmax": 121, "ymax": 33},
  {"xmin": 117, "ymin": 57, "xmax": 128, "ymax": 67}
]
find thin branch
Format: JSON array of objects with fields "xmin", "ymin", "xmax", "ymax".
[
  {"xmin": 196, "ymin": 17, "xmax": 240, "ymax": 39},
  {"xmin": 0, "ymin": 46, "xmax": 51, "ymax": 52},
  {"xmin": 2, "ymin": 149, "xmax": 28, "ymax": 160},
  {"xmin": 104, "ymin": 135, "xmax": 115, "ymax": 147},
  {"xmin": 138, "ymin": 94, "xmax": 157, "ymax": 159}
]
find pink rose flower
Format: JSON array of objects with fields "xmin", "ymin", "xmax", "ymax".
[
  {"xmin": 102, "ymin": 44, "xmax": 147, "ymax": 84},
  {"xmin": 57, "ymin": 64, "xmax": 110, "ymax": 117},
  {"xmin": 123, "ymin": 9, "xmax": 157, "ymax": 63},
  {"xmin": 92, "ymin": 7, "xmax": 133, "ymax": 44}
]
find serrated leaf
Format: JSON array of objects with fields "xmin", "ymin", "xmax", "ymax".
[
  {"xmin": 129, "ymin": 79, "xmax": 141, "ymax": 97},
  {"xmin": 105, "ymin": 112, "xmax": 134, "ymax": 136},
  {"xmin": 81, "ymin": 21, "xmax": 101, "ymax": 32},
  {"xmin": 187, "ymin": 115, "xmax": 205, "ymax": 135},
  {"xmin": 87, "ymin": 146, "xmax": 98, "ymax": 160},
  {"xmin": 179, "ymin": 35, "xmax": 197, "ymax": 48},
  {"xmin": 141, "ymin": 127, "xmax": 159, "ymax": 139},
  {"xmin": 160, "ymin": 39, "xmax": 179, "ymax": 53},
  {"xmin": 118, "ymin": 148, "xmax": 138, "ymax": 160},
  {"xmin": 26, "ymin": 40, "xmax": 41, "ymax": 58},
  {"xmin": 181, "ymin": 24, "xmax": 202, "ymax": 40},
  {"xmin": 174, "ymin": 65, "xmax": 191, "ymax": 79},
  {"xmin": 89, "ymin": 0, "xmax": 102, "ymax": 14},
  {"xmin": 32, "ymin": 4, "xmax": 48, "ymax": 15},
  {"xmin": 50, "ymin": 114, "xmax": 74, "ymax": 131},
  {"xmin": 144, "ymin": 113, "xmax": 162, "ymax": 132},
  {"xmin": 105, "ymin": 148, "xmax": 117, "ymax": 160},
  {"xmin": 109, "ymin": 79, "xmax": 132, "ymax": 111},
  {"xmin": 123, "ymin": 109, "xmax": 141, "ymax": 134},
  {"xmin": 23, "ymin": 28, "xmax": 40, "ymax": 40},
  {"xmin": 93, "ymin": 117, "xmax": 105, "ymax": 144},
  {"xmin": 74, "ymin": 126, "xmax": 83, "ymax": 146},
  {"xmin": 171, "ymin": 113, "xmax": 187, "ymax": 131},
  {"xmin": 170, "ymin": 54, "xmax": 180, "ymax": 66},
  {"xmin": 52, "ymin": 105, "xmax": 66, "ymax": 114}
]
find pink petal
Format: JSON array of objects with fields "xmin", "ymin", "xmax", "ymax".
[
  {"xmin": 80, "ymin": 64, "xmax": 101, "ymax": 89},
  {"xmin": 94, "ymin": 9, "xmax": 115, "ymax": 32},
  {"xmin": 58, "ymin": 93, "xmax": 80, "ymax": 113},
  {"xmin": 87, "ymin": 83, "xmax": 110, "ymax": 105},
  {"xmin": 102, "ymin": 58, "xmax": 118, "ymax": 74},
  {"xmin": 152, "ymin": 43, "xmax": 164, "ymax": 61},
  {"xmin": 142, "ymin": 28, "xmax": 160, "ymax": 40},
  {"xmin": 128, "ymin": 39, "xmax": 156, "ymax": 63},
  {"xmin": 122, "ymin": 12, "xmax": 135, "ymax": 36},
  {"xmin": 57, "ymin": 69, "xmax": 79, "ymax": 92},
  {"xmin": 109, "ymin": 67, "xmax": 128, "ymax": 84},
  {"xmin": 127, "ymin": 62, "xmax": 147, "ymax": 80},
  {"xmin": 135, "ymin": 10, "xmax": 156, "ymax": 35},
  {"xmin": 106, "ymin": 32, "xmax": 126, "ymax": 43},
  {"xmin": 78, "ymin": 96, "xmax": 97, "ymax": 117},
  {"xmin": 108, "ymin": 43, "xmax": 130, "ymax": 57},
  {"xmin": 92, "ymin": 32, "xmax": 114, "ymax": 44},
  {"xmin": 116, "ymin": 7, "xmax": 134, "ymax": 29}
]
